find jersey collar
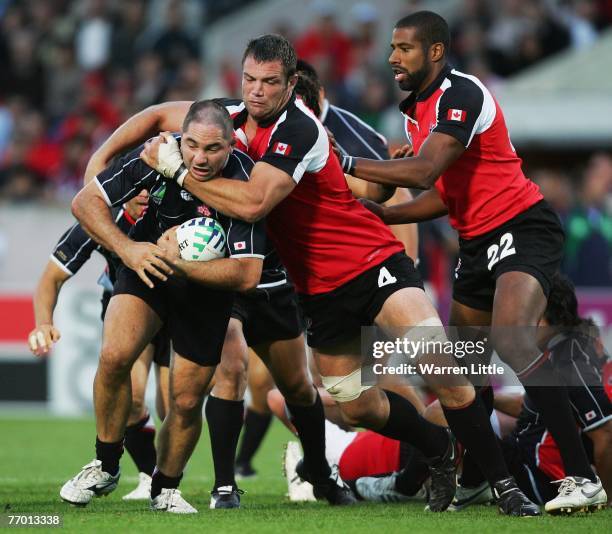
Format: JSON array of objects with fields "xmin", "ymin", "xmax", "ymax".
[
  {"xmin": 257, "ymin": 92, "xmax": 296, "ymax": 128},
  {"xmin": 399, "ymin": 64, "xmax": 452, "ymax": 114}
]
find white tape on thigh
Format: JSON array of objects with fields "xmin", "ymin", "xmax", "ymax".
[
  {"xmin": 400, "ymin": 317, "xmax": 448, "ymax": 360},
  {"xmin": 321, "ymin": 368, "xmax": 371, "ymax": 403}
]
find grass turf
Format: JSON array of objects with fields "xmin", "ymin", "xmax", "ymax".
[{"xmin": 0, "ymin": 417, "xmax": 609, "ymax": 533}]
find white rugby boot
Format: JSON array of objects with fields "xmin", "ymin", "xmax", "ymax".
[
  {"xmin": 60, "ymin": 459, "xmax": 120, "ymax": 505},
  {"xmin": 122, "ymin": 472, "xmax": 152, "ymax": 500},
  {"xmin": 545, "ymin": 476, "xmax": 607, "ymax": 514},
  {"xmin": 150, "ymin": 488, "xmax": 198, "ymax": 514},
  {"xmin": 283, "ymin": 441, "xmax": 315, "ymax": 502}
]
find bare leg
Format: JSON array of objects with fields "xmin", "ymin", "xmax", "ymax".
[
  {"xmin": 156, "ymin": 353, "xmax": 216, "ymax": 477},
  {"xmin": 95, "ymin": 294, "xmax": 161, "ymax": 442}
]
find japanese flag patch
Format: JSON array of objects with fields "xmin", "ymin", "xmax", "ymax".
[
  {"xmin": 272, "ymin": 142, "xmax": 292, "ymax": 156},
  {"xmin": 447, "ymin": 109, "xmax": 466, "ymax": 122},
  {"xmin": 234, "ymin": 241, "xmax": 246, "ymax": 250}
]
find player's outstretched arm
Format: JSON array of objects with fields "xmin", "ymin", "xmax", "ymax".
[
  {"xmin": 140, "ymin": 135, "xmax": 295, "ymax": 222},
  {"xmin": 361, "ymin": 187, "xmax": 448, "ymax": 225},
  {"xmin": 28, "ymin": 261, "xmax": 69, "ymax": 357},
  {"xmin": 343, "ymin": 132, "xmax": 465, "ymax": 189},
  {"xmin": 72, "ymin": 182, "xmax": 172, "ymax": 288},
  {"xmin": 84, "ymin": 101, "xmax": 193, "ymax": 184}
]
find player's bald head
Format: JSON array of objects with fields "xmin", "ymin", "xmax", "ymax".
[
  {"xmin": 243, "ymin": 34, "xmax": 297, "ymax": 82},
  {"xmin": 182, "ymin": 100, "xmax": 234, "ymax": 140}
]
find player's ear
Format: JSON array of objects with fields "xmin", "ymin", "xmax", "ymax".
[
  {"xmin": 430, "ymin": 42, "xmax": 445, "ymax": 63},
  {"xmin": 288, "ymin": 73, "xmax": 298, "ymax": 91}
]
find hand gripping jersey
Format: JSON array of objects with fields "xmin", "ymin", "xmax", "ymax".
[
  {"xmin": 219, "ymin": 96, "xmax": 404, "ymax": 295},
  {"xmin": 400, "ymin": 65, "xmax": 543, "ymax": 239}
]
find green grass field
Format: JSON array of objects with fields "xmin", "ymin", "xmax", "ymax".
[{"xmin": 0, "ymin": 416, "xmax": 609, "ymax": 533}]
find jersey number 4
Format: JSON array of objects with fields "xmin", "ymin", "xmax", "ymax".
[
  {"xmin": 486, "ymin": 232, "xmax": 516, "ymax": 271},
  {"xmin": 378, "ymin": 266, "xmax": 398, "ymax": 288}
]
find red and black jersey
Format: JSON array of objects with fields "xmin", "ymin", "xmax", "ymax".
[
  {"xmin": 218, "ymin": 95, "xmax": 404, "ymax": 295},
  {"xmin": 400, "ymin": 65, "xmax": 543, "ymax": 239}
]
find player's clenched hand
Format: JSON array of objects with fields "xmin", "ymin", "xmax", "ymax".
[
  {"xmin": 28, "ymin": 324, "xmax": 61, "ymax": 357},
  {"xmin": 359, "ymin": 198, "xmax": 386, "ymax": 221},
  {"xmin": 140, "ymin": 132, "xmax": 187, "ymax": 184},
  {"xmin": 157, "ymin": 227, "xmax": 187, "ymax": 277},
  {"xmin": 391, "ymin": 144, "xmax": 414, "ymax": 159},
  {"xmin": 157, "ymin": 227, "xmax": 180, "ymax": 262},
  {"xmin": 119, "ymin": 241, "xmax": 173, "ymax": 288}
]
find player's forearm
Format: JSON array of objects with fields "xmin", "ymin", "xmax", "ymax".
[
  {"xmin": 33, "ymin": 276, "xmax": 64, "ymax": 326},
  {"xmin": 176, "ymin": 258, "xmax": 261, "ymax": 292},
  {"xmin": 351, "ymin": 156, "xmax": 437, "ymax": 189},
  {"xmin": 382, "ymin": 188, "xmax": 448, "ymax": 225},
  {"xmin": 182, "ymin": 175, "xmax": 265, "ymax": 222},
  {"xmin": 72, "ymin": 192, "xmax": 132, "ymax": 258},
  {"xmin": 84, "ymin": 102, "xmax": 191, "ymax": 184},
  {"xmin": 345, "ymin": 174, "xmax": 395, "ymax": 203}
]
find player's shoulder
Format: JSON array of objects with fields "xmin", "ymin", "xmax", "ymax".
[
  {"xmin": 213, "ymin": 97, "xmax": 246, "ymax": 116},
  {"xmin": 443, "ymin": 68, "xmax": 490, "ymax": 102},
  {"xmin": 278, "ymin": 97, "xmax": 325, "ymax": 140},
  {"xmin": 223, "ymin": 148, "xmax": 254, "ymax": 181},
  {"xmin": 327, "ymin": 104, "xmax": 388, "ymax": 146}
]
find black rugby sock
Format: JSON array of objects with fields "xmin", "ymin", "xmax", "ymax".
[
  {"xmin": 236, "ymin": 408, "xmax": 272, "ymax": 467},
  {"xmin": 286, "ymin": 390, "xmax": 331, "ymax": 480},
  {"xmin": 205, "ymin": 395, "xmax": 244, "ymax": 489},
  {"xmin": 378, "ymin": 389, "xmax": 448, "ymax": 459},
  {"xmin": 441, "ymin": 394, "xmax": 510, "ymax": 486},
  {"xmin": 95, "ymin": 436, "xmax": 124, "ymax": 476},
  {"xmin": 394, "ymin": 449, "xmax": 429, "ymax": 496},
  {"xmin": 520, "ymin": 357, "xmax": 596, "ymax": 481},
  {"xmin": 151, "ymin": 469, "xmax": 182, "ymax": 498},
  {"xmin": 458, "ymin": 386, "xmax": 492, "ymax": 488},
  {"xmin": 124, "ymin": 414, "xmax": 156, "ymax": 476}
]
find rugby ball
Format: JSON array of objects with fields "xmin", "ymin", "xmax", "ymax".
[{"xmin": 175, "ymin": 217, "xmax": 226, "ymax": 261}]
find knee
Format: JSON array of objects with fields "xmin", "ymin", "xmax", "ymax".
[
  {"xmin": 99, "ymin": 345, "xmax": 133, "ymax": 379},
  {"xmin": 278, "ymin": 375, "xmax": 315, "ymax": 406},
  {"xmin": 129, "ymin": 397, "xmax": 146, "ymax": 421},
  {"xmin": 338, "ymin": 393, "xmax": 380, "ymax": 428},
  {"xmin": 172, "ymin": 390, "xmax": 204, "ymax": 420},
  {"xmin": 434, "ymin": 385, "xmax": 475, "ymax": 409},
  {"xmin": 214, "ymin": 356, "xmax": 248, "ymax": 400}
]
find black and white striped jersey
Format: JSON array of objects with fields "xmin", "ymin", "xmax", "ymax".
[
  {"xmin": 51, "ymin": 207, "xmax": 132, "ymax": 289},
  {"xmin": 93, "ymin": 140, "xmax": 266, "ymax": 260},
  {"xmin": 320, "ymin": 99, "xmax": 389, "ymax": 160}
]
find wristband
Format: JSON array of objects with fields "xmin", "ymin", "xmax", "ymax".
[
  {"xmin": 342, "ymin": 155, "xmax": 355, "ymax": 175},
  {"xmin": 174, "ymin": 164, "xmax": 188, "ymax": 187}
]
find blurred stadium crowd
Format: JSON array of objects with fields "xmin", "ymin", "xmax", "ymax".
[{"xmin": 0, "ymin": 0, "xmax": 610, "ymax": 287}]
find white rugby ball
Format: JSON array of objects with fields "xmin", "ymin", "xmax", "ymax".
[{"xmin": 175, "ymin": 217, "xmax": 226, "ymax": 261}]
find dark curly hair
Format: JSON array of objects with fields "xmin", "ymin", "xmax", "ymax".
[
  {"xmin": 544, "ymin": 273, "xmax": 594, "ymax": 330},
  {"xmin": 295, "ymin": 59, "xmax": 322, "ymax": 117}
]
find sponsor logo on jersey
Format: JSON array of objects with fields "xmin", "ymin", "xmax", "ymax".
[
  {"xmin": 234, "ymin": 241, "xmax": 246, "ymax": 250},
  {"xmin": 180, "ymin": 190, "xmax": 193, "ymax": 202},
  {"xmin": 447, "ymin": 109, "xmax": 466, "ymax": 122},
  {"xmin": 272, "ymin": 142, "xmax": 292, "ymax": 156},
  {"xmin": 197, "ymin": 205, "xmax": 211, "ymax": 217},
  {"xmin": 151, "ymin": 183, "xmax": 166, "ymax": 204}
]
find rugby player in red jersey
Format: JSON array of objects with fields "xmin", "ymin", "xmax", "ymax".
[
  {"xmin": 348, "ymin": 11, "xmax": 605, "ymax": 514},
  {"xmin": 89, "ymin": 34, "xmax": 538, "ymax": 515}
]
